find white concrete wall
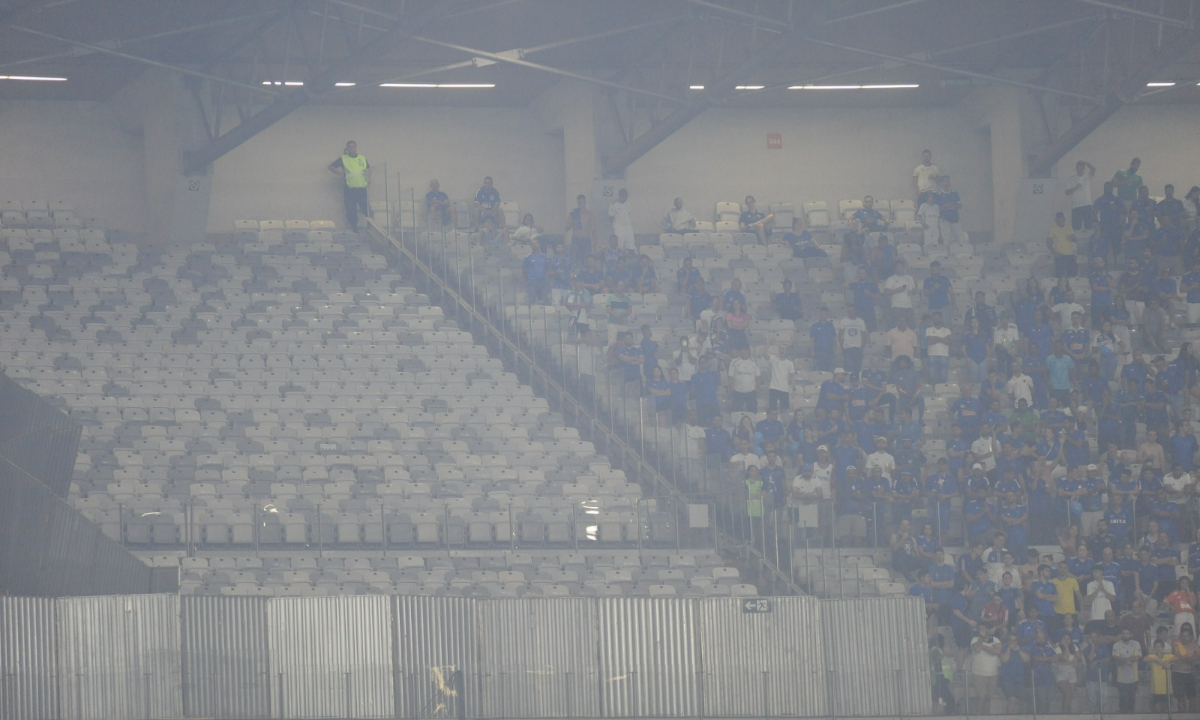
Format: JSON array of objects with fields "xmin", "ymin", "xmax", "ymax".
[
  {"xmin": 1051, "ymin": 103, "xmax": 1200, "ymax": 210},
  {"xmin": 0, "ymin": 100, "xmax": 146, "ymax": 234},
  {"xmin": 206, "ymin": 104, "xmax": 566, "ymax": 233},
  {"xmin": 623, "ymin": 105, "xmax": 995, "ymax": 234}
]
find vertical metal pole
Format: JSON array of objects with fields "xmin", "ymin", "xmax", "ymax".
[
  {"xmin": 509, "ymin": 502, "xmax": 515, "ymax": 551},
  {"xmin": 344, "ymin": 671, "xmax": 352, "ymax": 720},
  {"xmin": 761, "ymin": 670, "xmax": 769, "ymax": 720},
  {"xmin": 454, "ymin": 226, "xmax": 463, "ymax": 300},
  {"xmin": 895, "ymin": 667, "xmax": 902, "ymax": 720},
  {"xmin": 639, "ymin": 397, "xmax": 645, "ymax": 456},
  {"xmin": 636, "ymin": 498, "xmax": 643, "ymax": 564},
  {"xmin": 572, "ymin": 503, "xmax": 578, "ymax": 552},
  {"xmin": 316, "ymin": 504, "xmax": 324, "ymax": 557},
  {"xmin": 254, "ymin": 503, "xmax": 260, "ymax": 555}
]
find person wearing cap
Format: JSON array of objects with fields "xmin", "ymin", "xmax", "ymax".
[{"xmin": 789, "ymin": 462, "xmax": 829, "ymax": 536}]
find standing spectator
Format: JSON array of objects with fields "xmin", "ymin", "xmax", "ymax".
[
  {"xmin": 887, "ymin": 316, "xmax": 919, "ymax": 363},
  {"xmin": 725, "ymin": 299, "xmax": 751, "ymax": 350},
  {"xmin": 660, "ymin": 197, "xmax": 695, "ymax": 232},
  {"xmin": 847, "ymin": 265, "xmax": 880, "ymax": 332},
  {"xmin": 608, "ymin": 188, "xmax": 635, "ymax": 251},
  {"xmin": 1093, "ymin": 181, "xmax": 1125, "ymax": 259},
  {"xmin": 766, "ymin": 346, "xmax": 794, "ymax": 412},
  {"xmin": 970, "ymin": 628, "xmax": 1003, "ymax": 714},
  {"xmin": 1145, "ymin": 639, "xmax": 1175, "ymax": 713},
  {"xmin": 883, "ymin": 259, "xmax": 916, "ymax": 328},
  {"xmin": 934, "ymin": 175, "xmax": 967, "ymax": 244},
  {"xmin": 727, "ymin": 346, "xmax": 760, "ymax": 412},
  {"xmin": 918, "ymin": 190, "xmax": 941, "ymax": 245},
  {"xmin": 691, "ymin": 358, "xmax": 721, "ymax": 424},
  {"xmin": 837, "ymin": 305, "xmax": 867, "ymax": 374},
  {"xmin": 1172, "ymin": 624, "xmax": 1198, "ymax": 713},
  {"xmin": 606, "ymin": 283, "xmax": 632, "ymax": 348},
  {"xmin": 1085, "ymin": 566, "xmax": 1117, "ymax": 622},
  {"xmin": 998, "ymin": 635, "xmax": 1030, "ymax": 714},
  {"xmin": 925, "ymin": 311, "xmax": 952, "ymax": 384},
  {"xmin": 425, "ymin": 178, "xmax": 451, "ymax": 227},
  {"xmin": 964, "ymin": 290, "xmax": 998, "ymax": 340},
  {"xmin": 810, "ymin": 307, "xmax": 836, "ymax": 372},
  {"xmin": 1164, "ymin": 576, "xmax": 1197, "ymax": 637},
  {"xmin": 1111, "ymin": 628, "xmax": 1142, "ymax": 713},
  {"xmin": 1089, "ymin": 257, "xmax": 1115, "ymax": 329},
  {"xmin": 1081, "ymin": 630, "xmax": 1112, "ymax": 714},
  {"xmin": 1048, "ymin": 212, "xmax": 1077, "ymax": 278},
  {"xmin": 522, "ymin": 239, "xmax": 549, "ymax": 305},
  {"xmin": 547, "ymin": 241, "xmax": 573, "ymax": 306},
  {"xmin": 565, "ymin": 194, "xmax": 596, "ymax": 262},
  {"xmin": 923, "ymin": 260, "xmax": 954, "ymax": 315},
  {"xmin": 1046, "ymin": 342, "xmax": 1075, "ymax": 406},
  {"xmin": 739, "ymin": 196, "xmax": 775, "ymax": 245},
  {"xmin": 993, "ymin": 314, "xmax": 1020, "ymax": 377},
  {"xmin": 473, "ymin": 175, "xmax": 503, "ymax": 228},
  {"xmin": 1065, "ymin": 160, "xmax": 1096, "ymax": 231},
  {"xmin": 1061, "ymin": 311, "xmax": 1091, "ymax": 364},
  {"xmin": 327, "ymin": 140, "xmax": 371, "ymax": 232},
  {"xmin": 1112, "ymin": 157, "xmax": 1143, "ymax": 206},
  {"xmin": 772, "ymin": 279, "xmax": 803, "ymax": 321},
  {"xmin": 1157, "ymin": 184, "xmax": 1185, "ymax": 226},
  {"xmin": 961, "ymin": 317, "xmax": 991, "ymax": 386},
  {"xmin": 565, "ymin": 279, "xmax": 592, "ymax": 343},
  {"xmin": 912, "ymin": 149, "xmax": 940, "ymax": 199}
]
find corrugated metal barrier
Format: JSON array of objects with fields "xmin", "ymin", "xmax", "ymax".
[
  {"xmin": 699, "ymin": 596, "xmax": 826, "ymax": 718},
  {"xmin": 56, "ymin": 594, "xmax": 183, "ymax": 720},
  {"xmin": 1, "ymin": 593, "xmax": 930, "ymax": 718},
  {"xmin": 477, "ymin": 598, "xmax": 600, "ymax": 719},
  {"xmin": 267, "ymin": 596, "xmax": 394, "ymax": 719},
  {"xmin": 0, "ymin": 597, "xmax": 58, "ymax": 720},
  {"xmin": 181, "ymin": 595, "xmax": 270, "ymax": 719},
  {"xmin": 597, "ymin": 598, "xmax": 698, "ymax": 718},
  {"xmin": 393, "ymin": 595, "xmax": 478, "ymax": 720},
  {"xmin": 822, "ymin": 597, "xmax": 933, "ymax": 717}
]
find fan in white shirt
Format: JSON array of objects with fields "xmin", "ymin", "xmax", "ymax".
[{"xmin": 1005, "ymin": 364, "xmax": 1035, "ymax": 408}]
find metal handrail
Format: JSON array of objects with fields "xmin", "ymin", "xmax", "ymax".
[{"xmin": 363, "ymin": 218, "xmax": 803, "ymax": 595}]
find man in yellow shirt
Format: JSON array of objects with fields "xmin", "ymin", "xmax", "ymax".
[
  {"xmin": 1047, "ymin": 211, "xmax": 1077, "ymax": 279},
  {"xmin": 328, "ymin": 140, "xmax": 371, "ymax": 232},
  {"xmin": 1051, "ymin": 560, "xmax": 1082, "ymax": 625}
]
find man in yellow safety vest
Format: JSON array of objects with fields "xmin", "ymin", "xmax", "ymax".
[{"xmin": 327, "ymin": 140, "xmax": 371, "ymax": 232}]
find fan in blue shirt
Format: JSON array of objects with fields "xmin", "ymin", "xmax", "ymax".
[{"xmin": 923, "ymin": 265, "xmax": 953, "ymax": 311}]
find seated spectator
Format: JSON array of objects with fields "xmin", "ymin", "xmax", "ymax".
[
  {"xmin": 676, "ymin": 256, "xmax": 702, "ymax": 294},
  {"xmin": 631, "ymin": 254, "xmax": 658, "ymax": 293},
  {"xmin": 783, "ymin": 216, "xmax": 825, "ymax": 258},
  {"xmin": 477, "ymin": 216, "xmax": 507, "ymax": 248},
  {"xmin": 772, "ymin": 279, "xmax": 803, "ymax": 321},
  {"xmin": 739, "ymin": 195, "xmax": 775, "ymax": 245},
  {"xmin": 660, "ymin": 197, "xmax": 696, "ymax": 232},
  {"xmin": 473, "ymin": 175, "xmax": 503, "ymax": 227},
  {"xmin": 425, "ymin": 178, "xmax": 451, "ymax": 226},
  {"xmin": 852, "ymin": 195, "xmax": 890, "ymax": 238},
  {"xmin": 510, "ymin": 213, "xmax": 542, "ymax": 247}
]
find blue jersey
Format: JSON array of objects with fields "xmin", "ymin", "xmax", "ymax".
[
  {"xmin": 924, "ymin": 275, "xmax": 952, "ymax": 310},
  {"xmin": 810, "ymin": 320, "xmax": 836, "ymax": 350}
]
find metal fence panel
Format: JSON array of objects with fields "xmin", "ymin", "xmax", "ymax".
[
  {"xmin": 0, "ymin": 597, "xmax": 58, "ymax": 720},
  {"xmin": 0, "ymin": 370, "xmax": 80, "ymax": 498},
  {"xmin": 181, "ymin": 595, "xmax": 270, "ymax": 719},
  {"xmin": 56, "ymin": 594, "xmax": 183, "ymax": 720},
  {"xmin": 393, "ymin": 595, "xmax": 478, "ymax": 720},
  {"xmin": 821, "ymin": 597, "xmax": 932, "ymax": 717},
  {"xmin": 476, "ymin": 598, "xmax": 600, "ymax": 719},
  {"xmin": 698, "ymin": 596, "xmax": 825, "ymax": 717},
  {"xmin": 597, "ymin": 597, "xmax": 698, "ymax": 717},
  {"xmin": 267, "ymin": 596, "xmax": 394, "ymax": 719}
]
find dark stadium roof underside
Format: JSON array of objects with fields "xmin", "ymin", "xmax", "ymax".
[{"xmin": 0, "ymin": 0, "xmax": 1197, "ymax": 108}]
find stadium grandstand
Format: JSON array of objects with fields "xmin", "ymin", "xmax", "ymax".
[{"xmin": 2, "ymin": 0, "xmax": 1200, "ymax": 718}]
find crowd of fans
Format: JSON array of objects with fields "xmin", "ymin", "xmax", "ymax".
[{"xmin": 426, "ymin": 156, "xmax": 1200, "ymax": 712}]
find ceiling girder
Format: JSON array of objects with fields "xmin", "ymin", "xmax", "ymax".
[{"xmin": 182, "ymin": 0, "xmax": 471, "ymax": 174}]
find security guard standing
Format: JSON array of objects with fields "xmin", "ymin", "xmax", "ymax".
[{"xmin": 328, "ymin": 140, "xmax": 371, "ymax": 232}]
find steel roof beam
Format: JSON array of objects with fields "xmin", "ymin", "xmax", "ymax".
[{"xmin": 1071, "ymin": 0, "xmax": 1192, "ymax": 28}]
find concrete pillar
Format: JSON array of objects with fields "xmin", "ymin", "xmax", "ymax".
[
  {"xmin": 109, "ymin": 70, "xmax": 212, "ymax": 245},
  {"xmin": 961, "ymin": 85, "xmax": 1026, "ymax": 246}
]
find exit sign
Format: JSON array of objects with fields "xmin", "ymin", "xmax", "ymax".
[
  {"xmin": 742, "ymin": 598, "xmax": 774, "ymax": 613},
  {"xmin": 767, "ymin": 133, "xmax": 782, "ymax": 149}
]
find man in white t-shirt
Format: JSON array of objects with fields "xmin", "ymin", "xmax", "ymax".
[
  {"xmin": 729, "ymin": 437, "xmax": 763, "ymax": 472},
  {"xmin": 790, "ymin": 463, "xmax": 830, "ymax": 530},
  {"xmin": 883, "ymin": 260, "xmax": 916, "ymax": 328},
  {"xmin": 1065, "ymin": 160, "xmax": 1096, "ymax": 232},
  {"xmin": 1052, "ymin": 289, "xmax": 1085, "ymax": 329},
  {"xmin": 1004, "ymin": 360, "xmax": 1035, "ymax": 408},
  {"xmin": 971, "ymin": 424, "xmax": 998, "ymax": 473},
  {"xmin": 1085, "ymin": 565, "xmax": 1116, "ymax": 621},
  {"xmin": 727, "ymin": 346, "xmax": 761, "ymax": 412},
  {"xmin": 992, "ymin": 315, "xmax": 1020, "ymax": 377},
  {"xmin": 865, "ymin": 436, "xmax": 896, "ymax": 480},
  {"xmin": 836, "ymin": 306, "xmax": 868, "ymax": 375},
  {"xmin": 969, "ymin": 630, "xmax": 1002, "ymax": 714},
  {"xmin": 925, "ymin": 311, "xmax": 952, "ymax": 384},
  {"xmin": 917, "ymin": 192, "xmax": 940, "ymax": 245},
  {"xmin": 766, "ymin": 347, "xmax": 795, "ymax": 411},
  {"xmin": 912, "ymin": 149, "xmax": 940, "ymax": 199},
  {"xmin": 608, "ymin": 188, "xmax": 635, "ymax": 250}
]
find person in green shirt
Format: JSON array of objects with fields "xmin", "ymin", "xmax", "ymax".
[
  {"xmin": 1010, "ymin": 398, "xmax": 1040, "ymax": 443},
  {"xmin": 1112, "ymin": 157, "xmax": 1143, "ymax": 205},
  {"xmin": 745, "ymin": 465, "xmax": 764, "ymax": 518}
]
